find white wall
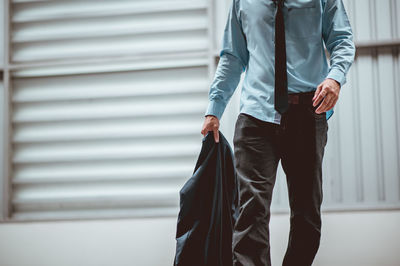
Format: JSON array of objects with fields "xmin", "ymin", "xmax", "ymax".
[
  {"xmin": 313, "ymin": 210, "xmax": 400, "ymax": 266},
  {"xmin": 0, "ymin": 210, "xmax": 399, "ymax": 266},
  {"xmin": 0, "ymin": 0, "xmax": 4, "ymax": 66}
]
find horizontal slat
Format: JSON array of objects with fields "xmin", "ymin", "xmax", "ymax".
[
  {"xmin": 13, "ymin": 82, "xmax": 207, "ymax": 103},
  {"xmin": 12, "ymin": 0, "xmax": 47, "ymax": 3},
  {"xmin": 12, "ymin": 0, "xmax": 207, "ymax": 23},
  {"xmin": 12, "ymin": 96, "xmax": 208, "ymax": 123},
  {"xmin": 13, "ymin": 117, "xmax": 203, "ymax": 143},
  {"xmin": 10, "ymin": 54, "xmax": 209, "ymax": 77},
  {"xmin": 13, "ymin": 10, "xmax": 207, "ymax": 43},
  {"xmin": 13, "ymin": 138, "xmax": 202, "ymax": 163},
  {"xmin": 10, "ymin": 207, "xmax": 181, "ymax": 221},
  {"xmin": 12, "ymin": 29, "xmax": 208, "ymax": 62},
  {"xmin": 12, "ymin": 66, "xmax": 208, "ymax": 103},
  {"xmin": 13, "ymin": 160, "xmax": 195, "ymax": 184},
  {"xmin": 13, "ymin": 181, "xmax": 180, "ymax": 202},
  {"xmin": 12, "ymin": 188, "xmax": 180, "ymax": 212}
]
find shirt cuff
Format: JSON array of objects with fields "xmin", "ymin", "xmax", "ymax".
[
  {"xmin": 204, "ymin": 98, "xmax": 226, "ymax": 120},
  {"xmin": 326, "ymin": 68, "xmax": 346, "ymax": 87}
]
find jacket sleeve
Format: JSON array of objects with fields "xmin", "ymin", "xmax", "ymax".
[
  {"xmin": 204, "ymin": 0, "xmax": 249, "ymax": 120},
  {"xmin": 322, "ymin": 0, "xmax": 356, "ymax": 87}
]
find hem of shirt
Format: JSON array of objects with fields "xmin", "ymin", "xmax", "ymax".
[
  {"xmin": 239, "ymin": 107, "xmax": 282, "ymax": 125},
  {"xmin": 239, "ymin": 106, "xmax": 334, "ymax": 124}
]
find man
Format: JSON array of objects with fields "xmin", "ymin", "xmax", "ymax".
[{"xmin": 200, "ymin": 0, "xmax": 355, "ymax": 265}]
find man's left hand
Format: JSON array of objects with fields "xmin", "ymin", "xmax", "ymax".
[{"xmin": 312, "ymin": 78, "xmax": 341, "ymax": 114}]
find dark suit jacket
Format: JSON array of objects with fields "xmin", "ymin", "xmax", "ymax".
[{"xmin": 173, "ymin": 130, "xmax": 239, "ymax": 266}]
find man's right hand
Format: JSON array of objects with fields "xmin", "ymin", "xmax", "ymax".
[{"xmin": 201, "ymin": 115, "xmax": 220, "ymax": 143}]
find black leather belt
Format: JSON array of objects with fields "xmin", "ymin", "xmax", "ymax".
[{"xmin": 288, "ymin": 91, "xmax": 316, "ymax": 105}]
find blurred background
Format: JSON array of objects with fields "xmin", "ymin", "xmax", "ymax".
[{"xmin": 0, "ymin": 0, "xmax": 399, "ymax": 265}]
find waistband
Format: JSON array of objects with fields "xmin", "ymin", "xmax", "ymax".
[{"xmin": 288, "ymin": 91, "xmax": 316, "ymax": 105}]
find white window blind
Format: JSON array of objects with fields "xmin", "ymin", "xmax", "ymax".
[{"xmin": 6, "ymin": 0, "xmax": 213, "ymax": 221}]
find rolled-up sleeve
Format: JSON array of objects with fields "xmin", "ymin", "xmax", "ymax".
[
  {"xmin": 204, "ymin": 0, "xmax": 249, "ymax": 120},
  {"xmin": 322, "ymin": 0, "xmax": 356, "ymax": 87}
]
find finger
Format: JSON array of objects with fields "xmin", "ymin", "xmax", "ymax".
[
  {"xmin": 313, "ymin": 86, "xmax": 327, "ymax": 106},
  {"xmin": 213, "ymin": 129, "xmax": 219, "ymax": 143},
  {"xmin": 201, "ymin": 127, "xmax": 208, "ymax": 137},
  {"xmin": 324, "ymin": 92, "xmax": 339, "ymax": 111},
  {"xmin": 316, "ymin": 94, "xmax": 333, "ymax": 113},
  {"xmin": 316, "ymin": 95, "xmax": 331, "ymax": 113},
  {"xmin": 323, "ymin": 96, "xmax": 336, "ymax": 112},
  {"xmin": 313, "ymin": 83, "xmax": 323, "ymax": 101}
]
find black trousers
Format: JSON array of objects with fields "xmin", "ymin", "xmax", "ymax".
[{"xmin": 232, "ymin": 91, "xmax": 328, "ymax": 266}]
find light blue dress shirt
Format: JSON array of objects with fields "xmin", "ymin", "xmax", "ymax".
[{"xmin": 205, "ymin": 0, "xmax": 356, "ymax": 124}]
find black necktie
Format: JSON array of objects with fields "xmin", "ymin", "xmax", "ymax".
[{"xmin": 274, "ymin": 0, "xmax": 289, "ymax": 114}]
